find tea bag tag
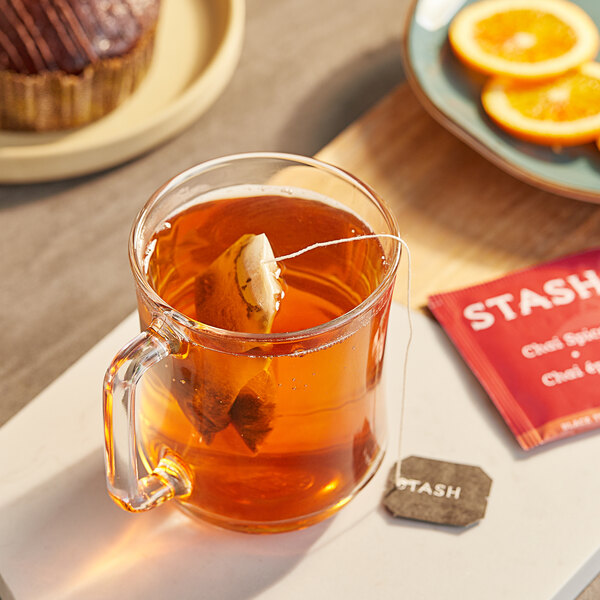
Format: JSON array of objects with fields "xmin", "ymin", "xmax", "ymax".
[
  {"xmin": 383, "ymin": 457, "xmax": 492, "ymax": 527},
  {"xmin": 365, "ymin": 236, "xmax": 493, "ymax": 526}
]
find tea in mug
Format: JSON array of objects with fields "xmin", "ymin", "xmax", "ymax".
[{"xmin": 137, "ymin": 192, "xmax": 394, "ymax": 531}]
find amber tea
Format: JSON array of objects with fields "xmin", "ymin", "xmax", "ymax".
[
  {"xmin": 138, "ymin": 193, "xmax": 394, "ymax": 531},
  {"xmin": 103, "ymin": 153, "xmax": 400, "ymax": 533}
]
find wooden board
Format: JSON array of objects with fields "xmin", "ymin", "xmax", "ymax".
[{"xmin": 317, "ymin": 84, "xmax": 600, "ymax": 308}]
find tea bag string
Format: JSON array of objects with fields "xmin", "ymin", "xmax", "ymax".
[{"xmin": 266, "ymin": 234, "xmax": 412, "ymax": 487}]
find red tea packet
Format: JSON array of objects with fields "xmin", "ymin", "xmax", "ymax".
[{"xmin": 428, "ymin": 248, "xmax": 600, "ymax": 450}]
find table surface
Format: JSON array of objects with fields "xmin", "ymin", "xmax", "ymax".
[{"xmin": 2, "ymin": 0, "xmax": 600, "ymax": 598}]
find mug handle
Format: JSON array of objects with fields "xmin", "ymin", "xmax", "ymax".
[{"xmin": 103, "ymin": 321, "xmax": 192, "ymax": 512}]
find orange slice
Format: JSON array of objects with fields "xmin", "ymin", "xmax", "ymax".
[
  {"xmin": 449, "ymin": 0, "xmax": 599, "ymax": 80},
  {"xmin": 481, "ymin": 62, "xmax": 600, "ymax": 145}
]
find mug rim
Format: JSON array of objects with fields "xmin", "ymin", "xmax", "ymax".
[{"xmin": 129, "ymin": 151, "xmax": 401, "ymax": 344}]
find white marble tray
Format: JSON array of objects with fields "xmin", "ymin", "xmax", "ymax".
[{"xmin": 1, "ymin": 305, "xmax": 599, "ymax": 599}]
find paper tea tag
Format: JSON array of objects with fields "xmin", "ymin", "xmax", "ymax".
[
  {"xmin": 383, "ymin": 456, "xmax": 492, "ymax": 527},
  {"xmin": 428, "ymin": 248, "xmax": 600, "ymax": 450}
]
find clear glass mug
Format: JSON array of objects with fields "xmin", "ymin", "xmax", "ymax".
[{"xmin": 103, "ymin": 153, "xmax": 400, "ymax": 533}]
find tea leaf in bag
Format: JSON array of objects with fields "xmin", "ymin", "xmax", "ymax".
[{"xmin": 230, "ymin": 369, "xmax": 276, "ymax": 453}]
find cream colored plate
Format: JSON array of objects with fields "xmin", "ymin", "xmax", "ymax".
[{"xmin": 0, "ymin": 0, "xmax": 245, "ymax": 184}]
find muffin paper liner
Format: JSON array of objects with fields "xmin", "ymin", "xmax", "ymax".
[{"xmin": 0, "ymin": 29, "xmax": 156, "ymax": 132}]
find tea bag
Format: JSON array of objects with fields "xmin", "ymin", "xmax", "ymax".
[{"xmin": 177, "ymin": 234, "xmax": 283, "ymax": 449}]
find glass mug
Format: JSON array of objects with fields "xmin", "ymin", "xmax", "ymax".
[{"xmin": 103, "ymin": 152, "xmax": 401, "ymax": 533}]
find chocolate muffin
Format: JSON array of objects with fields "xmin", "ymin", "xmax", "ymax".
[{"xmin": 0, "ymin": 0, "xmax": 161, "ymax": 131}]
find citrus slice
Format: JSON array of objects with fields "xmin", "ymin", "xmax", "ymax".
[
  {"xmin": 482, "ymin": 62, "xmax": 600, "ymax": 145},
  {"xmin": 195, "ymin": 233, "xmax": 283, "ymax": 333},
  {"xmin": 449, "ymin": 0, "xmax": 599, "ymax": 80}
]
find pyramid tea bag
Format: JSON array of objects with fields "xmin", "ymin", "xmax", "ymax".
[{"xmin": 175, "ymin": 234, "xmax": 283, "ymax": 448}]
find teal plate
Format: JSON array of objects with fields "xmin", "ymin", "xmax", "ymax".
[{"xmin": 403, "ymin": 0, "xmax": 600, "ymax": 203}]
